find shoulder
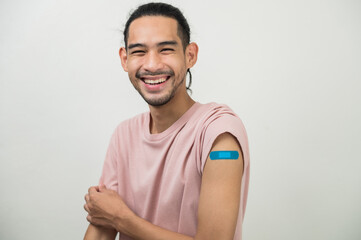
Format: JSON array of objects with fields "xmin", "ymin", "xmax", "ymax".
[
  {"xmin": 109, "ymin": 111, "xmax": 149, "ymax": 144},
  {"xmin": 195, "ymin": 102, "xmax": 243, "ymax": 124},
  {"xmin": 197, "ymin": 102, "xmax": 247, "ymax": 139},
  {"xmin": 114, "ymin": 111, "xmax": 148, "ymax": 132}
]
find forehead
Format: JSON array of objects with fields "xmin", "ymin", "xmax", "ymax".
[{"xmin": 127, "ymin": 16, "xmax": 180, "ymax": 46}]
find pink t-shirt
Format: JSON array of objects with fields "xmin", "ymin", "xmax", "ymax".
[{"xmin": 99, "ymin": 102, "xmax": 250, "ymax": 240}]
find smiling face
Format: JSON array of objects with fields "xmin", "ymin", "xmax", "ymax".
[{"xmin": 119, "ymin": 16, "xmax": 198, "ymax": 107}]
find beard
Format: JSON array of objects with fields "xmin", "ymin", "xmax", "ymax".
[{"xmin": 131, "ymin": 69, "xmax": 186, "ymax": 107}]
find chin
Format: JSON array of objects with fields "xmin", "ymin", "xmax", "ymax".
[{"xmin": 143, "ymin": 94, "xmax": 173, "ymax": 107}]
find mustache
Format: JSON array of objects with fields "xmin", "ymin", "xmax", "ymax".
[{"xmin": 136, "ymin": 70, "xmax": 174, "ymax": 78}]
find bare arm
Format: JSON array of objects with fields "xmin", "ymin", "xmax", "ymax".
[
  {"xmin": 84, "ymin": 224, "xmax": 117, "ymax": 240},
  {"xmin": 195, "ymin": 132, "xmax": 243, "ymax": 240}
]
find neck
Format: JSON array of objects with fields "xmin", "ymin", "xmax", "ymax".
[{"xmin": 148, "ymin": 92, "xmax": 195, "ymax": 134}]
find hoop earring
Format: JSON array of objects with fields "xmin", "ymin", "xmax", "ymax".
[{"xmin": 186, "ymin": 69, "xmax": 192, "ymax": 94}]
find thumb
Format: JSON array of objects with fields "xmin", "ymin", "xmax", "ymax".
[{"xmin": 99, "ymin": 184, "xmax": 107, "ymax": 192}]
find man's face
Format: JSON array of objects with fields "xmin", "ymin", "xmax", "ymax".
[{"xmin": 120, "ymin": 16, "xmax": 189, "ymax": 106}]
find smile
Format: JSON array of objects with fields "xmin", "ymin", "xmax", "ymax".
[{"xmin": 141, "ymin": 76, "xmax": 170, "ymax": 85}]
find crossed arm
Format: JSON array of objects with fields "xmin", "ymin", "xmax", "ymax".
[{"xmin": 84, "ymin": 132, "xmax": 244, "ymax": 240}]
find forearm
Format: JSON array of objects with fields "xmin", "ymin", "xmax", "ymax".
[
  {"xmin": 84, "ymin": 224, "xmax": 117, "ymax": 240},
  {"xmin": 117, "ymin": 215, "xmax": 194, "ymax": 240}
]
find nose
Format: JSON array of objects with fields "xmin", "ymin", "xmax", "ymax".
[{"xmin": 143, "ymin": 51, "xmax": 163, "ymax": 72}]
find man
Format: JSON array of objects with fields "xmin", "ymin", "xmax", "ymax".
[{"xmin": 84, "ymin": 3, "xmax": 249, "ymax": 240}]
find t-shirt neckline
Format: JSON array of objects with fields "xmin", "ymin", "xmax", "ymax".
[{"xmin": 144, "ymin": 102, "xmax": 201, "ymax": 141}]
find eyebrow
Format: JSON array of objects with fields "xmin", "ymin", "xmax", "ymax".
[
  {"xmin": 157, "ymin": 41, "xmax": 178, "ymax": 47},
  {"xmin": 128, "ymin": 43, "xmax": 145, "ymax": 50},
  {"xmin": 128, "ymin": 41, "xmax": 178, "ymax": 50}
]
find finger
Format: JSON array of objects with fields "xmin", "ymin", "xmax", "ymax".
[
  {"xmin": 84, "ymin": 203, "xmax": 89, "ymax": 213},
  {"xmin": 86, "ymin": 214, "xmax": 92, "ymax": 223},
  {"xmin": 87, "ymin": 215, "xmax": 101, "ymax": 227},
  {"xmin": 99, "ymin": 184, "xmax": 107, "ymax": 192},
  {"xmin": 88, "ymin": 186, "xmax": 98, "ymax": 193},
  {"xmin": 84, "ymin": 194, "xmax": 89, "ymax": 203}
]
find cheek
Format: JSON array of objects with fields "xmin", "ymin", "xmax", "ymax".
[
  {"xmin": 126, "ymin": 59, "xmax": 142, "ymax": 74},
  {"xmin": 162, "ymin": 56, "xmax": 186, "ymax": 73}
]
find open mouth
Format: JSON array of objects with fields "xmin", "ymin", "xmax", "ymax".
[{"xmin": 141, "ymin": 76, "xmax": 170, "ymax": 85}]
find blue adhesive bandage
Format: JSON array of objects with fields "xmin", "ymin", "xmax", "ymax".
[{"xmin": 210, "ymin": 151, "xmax": 239, "ymax": 160}]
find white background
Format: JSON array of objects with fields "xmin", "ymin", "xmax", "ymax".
[{"xmin": 1, "ymin": 0, "xmax": 360, "ymax": 239}]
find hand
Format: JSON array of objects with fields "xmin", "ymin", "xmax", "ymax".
[{"xmin": 84, "ymin": 185, "xmax": 135, "ymax": 231}]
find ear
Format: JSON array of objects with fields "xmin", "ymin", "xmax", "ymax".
[
  {"xmin": 185, "ymin": 42, "xmax": 199, "ymax": 69},
  {"xmin": 119, "ymin": 47, "xmax": 128, "ymax": 72}
]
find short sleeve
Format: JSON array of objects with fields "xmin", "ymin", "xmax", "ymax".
[
  {"xmin": 98, "ymin": 128, "xmax": 119, "ymax": 191},
  {"xmin": 200, "ymin": 114, "xmax": 249, "ymax": 175}
]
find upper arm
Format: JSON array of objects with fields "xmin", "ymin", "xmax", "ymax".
[
  {"xmin": 195, "ymin": 132, "xmax": 244, "ymax": 240},
  {"xmin": 84, "ymin": 224, "xmax": 117, "ymax": 240}
]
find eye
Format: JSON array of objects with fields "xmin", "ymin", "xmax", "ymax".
[
  {"xmin": 161, "ymin": 48, "xmax": 175, "ymax": 53},
  {"xmin": 131, "ymin": 50, "xmax": 145, "ymax": 55}
]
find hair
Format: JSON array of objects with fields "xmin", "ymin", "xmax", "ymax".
[{"xmin": 123, "ymin": 2, "xmax": 193, "ymax": 93}]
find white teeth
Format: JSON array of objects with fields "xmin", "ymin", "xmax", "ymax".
[{"xmin": 144, "ymin": 77, "xmax": 167, "ymax": 85}]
